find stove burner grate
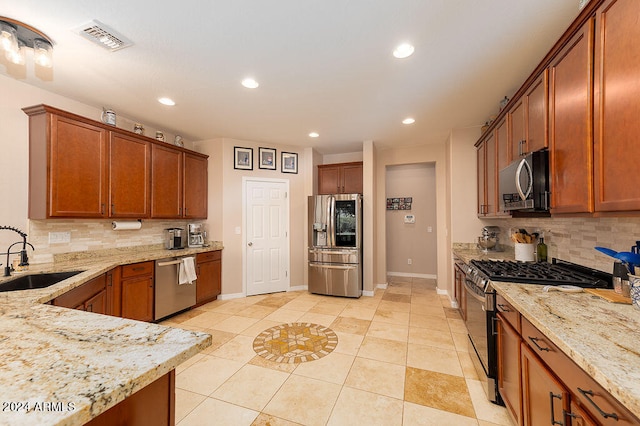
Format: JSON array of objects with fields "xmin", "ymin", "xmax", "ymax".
[{"xmin": 469, "ymin": 259, "xmax": 611, "ymax": 288}]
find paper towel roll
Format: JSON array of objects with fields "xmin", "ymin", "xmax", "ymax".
[{"xmin": 112, "ymin": 220, "xmax": 142, "ymax": 231}]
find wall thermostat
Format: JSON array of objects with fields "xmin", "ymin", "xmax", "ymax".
[{"xmin": 404, "ymin": 214, "xmax": 415, "ymax": 224}]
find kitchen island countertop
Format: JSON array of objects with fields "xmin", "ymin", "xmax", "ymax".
[{"xmin": 0, "ymin": 243, "xmax": 223, "ymax": 425}]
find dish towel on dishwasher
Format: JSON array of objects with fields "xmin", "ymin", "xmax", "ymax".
[{"xmin": 179, "ymin": 257, "xmax": 197, "ymax": 285}]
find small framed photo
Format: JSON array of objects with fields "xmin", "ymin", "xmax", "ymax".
[
  {"xmin": 259, "ymin": 147, "xmax": 277, "ymax": 170},
  {"xmin": 234, "ymin": 146, "xmax": 253, "ymax": 170},
  {"xmin": 281, "ymin": 152, "xmax": 298, "ymax": 174}
]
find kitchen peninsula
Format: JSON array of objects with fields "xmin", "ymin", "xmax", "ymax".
[{"xmin": 0, "ymin": 244, "xmax": 222, "ymax": 425}]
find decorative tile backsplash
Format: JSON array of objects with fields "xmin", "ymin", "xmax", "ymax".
[
  {"xmin": 487, "ymin": 216, "xmax": 640, "ymax": 273},
  {"xmin": 28, "ymin": 220, "xmax": 190, "ymax": 263}
]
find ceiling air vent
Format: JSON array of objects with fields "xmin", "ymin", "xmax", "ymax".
[{"xmin": 73, "ymin": 20, "xmax": 133, "ymax": 51}]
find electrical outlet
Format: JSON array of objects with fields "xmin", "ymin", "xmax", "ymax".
[
  {"xmin": 49, "ymin": 231, "xmax": 71, "ymax": 244},
  {"xmin": 427, "ymin": 226, "xmax": 433, "ymax": 233},
  {"xmin": 407, "ymin": 258, "xmax": 412, "ymax": 265}
]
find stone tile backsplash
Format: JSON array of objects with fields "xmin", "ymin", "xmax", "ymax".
[
  {"xmin": 485, "ymin": 216, "xmax": 640, "ymax": 273},
  {"xmin": 28, "ymin": 220, "xmax": 191, "ymax": 263}
]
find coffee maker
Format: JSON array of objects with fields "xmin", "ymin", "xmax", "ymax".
[
  {"xmin": 165, "ymin": 227, "xmax": 185, "ymax": 250},
  {"xmin": 188, "ymin": 223, "xmax": 205, "ymax": 248}
]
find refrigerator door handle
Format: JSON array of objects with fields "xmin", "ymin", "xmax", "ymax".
[
  {"xmin": 328, "ymin": 195, "xmax": 336, "ymax": 248},
  {"xmin": 309, "ymin": 262, "xmax": 357, "ymax": 270}
]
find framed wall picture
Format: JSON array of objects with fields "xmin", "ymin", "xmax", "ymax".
[
  {"xmin": 281, "ymin": 152, "xmax": 298, "ymax": 174},
  {"xmin": 234, "ymin": 146, "xmax": 253, "ymax": 170},
  {"xmin": 259, "ymin": 147, "xmax": 277, "ymax": 170}
]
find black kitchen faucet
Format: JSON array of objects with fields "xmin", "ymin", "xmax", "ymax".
[{"xmin": 0, "ymin": 226, "xmax": 35, "ymax": 277}]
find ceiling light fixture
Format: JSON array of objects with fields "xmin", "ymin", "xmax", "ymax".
[
  {"xmin": 393, "ymin": 43, "xmax": 415, "ymax": 59},
  {"xmin": 309, "ymin": 132, "xmax": 319, "ymax": 138},
  {"xmin": 158, "ymin": 97, "xmax": 176, "ymax": 106},
  {"xmin": 242, "ymin": 78, "xmax": 259, "ymax": 89},
  {"xmin": 0, "ymin": 17, "xmax": 53, "ymax": 68},
  {"xmin": 402, "ymin": 118, "xmax": 415, "ymax": 124}
]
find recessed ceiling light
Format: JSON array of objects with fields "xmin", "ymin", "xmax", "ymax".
[
  {"xmin": 393, "ymin": 43, "xmax": 415, "ymax": 59},
  {"xmin": 309, "ymin": 132, "xmax": 319, "ymax": 138},
  {"xmin": 242, "ymin": 78, "xmax": 259, "ymax": 89},
  {"xmin": 402, "ymin": 117, "xmax": 415, "ymax": 124},
  {"xmin": 158, "ymin": 97, "xmax": 175, "ymax": 106}
]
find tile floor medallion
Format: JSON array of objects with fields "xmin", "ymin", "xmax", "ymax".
[{"xmin": 253, "ymin": 322, "xmax": 338, "ymax": 363}]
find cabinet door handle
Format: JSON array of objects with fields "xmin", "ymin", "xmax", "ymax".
[
  {"xmin": 111, "ymin": 204, "xmax": 115, "ymax": 214},
  {"xmin": 86, "ymin": 303, "xmax": 93, "ymax": 312},
  {"xmin": 185, "ymin": 207, "xmax": 188, "ymax": 216},
  {"xmin": 497, "ymin": 303, "xmax": 511, "ymax": 312},
  {"xmin": 549, "ymin": 392, "xmax": 564, "ymax": 426},
  {"xmin": 101, "ymin": 204, "xmax": 105, "ymax": 215},
  {"xmin": 577, "ymin": 388, "xmax": 619, "ymax": 421},
  {"xmin": 528, "ymin": 336, "xmax": 550, "ymax": 352}
]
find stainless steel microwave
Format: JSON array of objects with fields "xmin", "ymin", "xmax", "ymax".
[{"xmin": 499, "ymin": 150, "xmax": 549, "ymax": 211}]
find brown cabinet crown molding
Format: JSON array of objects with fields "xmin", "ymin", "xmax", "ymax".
[{"xmin": 22, "ymin": 104, "xmax": 208, "ymax": 158}]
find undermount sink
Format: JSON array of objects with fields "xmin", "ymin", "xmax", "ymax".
[{"xmin": 0, "ymin": 271, "xmax": 84, "ymax": 292}]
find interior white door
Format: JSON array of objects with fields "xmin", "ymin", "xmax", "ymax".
[{"xmin": 245, "ymin": 179, "xmax": 289, "ymax": 296}]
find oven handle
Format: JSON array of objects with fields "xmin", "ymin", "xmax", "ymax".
[{"xmin": 464, "ymin": 280, "xmax": 486, "ymax": 304}]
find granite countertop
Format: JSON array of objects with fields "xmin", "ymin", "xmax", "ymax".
[
  {"xmin": 0, "ymin": 243, "xmax": 223, "ymax": 426},
  {"xmin": 492, "ymin": 282, "xmax": 640, "ymax": 419},
  {"xmin": 451, "ymin": 243, "xmax": 640, "ymax": 419}
]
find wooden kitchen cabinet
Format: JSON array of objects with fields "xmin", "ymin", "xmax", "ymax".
[
  {"xmin": 497, "ymin": 307, "xmax": 522, "ymax": 426},
  {"xmin": 453, "ymin": 260, "xmax": 466, "ymax": 321},
  {"xmin": 508, "ymin": 72, "xmax": 548, "ymax": 162},
  {"xmin": 496, "ymin": 118, "xmax": 510, "ymax": 172},
  {"xmin": 477, "ymin": 131, "xmax": 507, "ymax": 217},
  {"xmin": 183, "ymin": 153, "xmax": 208, "ymax": 219},
  {"xmin": 120, "ymin": 261, "xmax": 154, "ymax": 322},
  {"xmin": 52, "ymin": 273, "xmax": 109, "ymax": 314},
  {"xmin": 109, "ymin": 131, "xmax": 151, "ymax": 218},
  {"xmin": 508, "ymin": 97, "xmax": 526, "ymax": 161},
  {"xmin": 151, "ymin": 143, "xmax": 183, "ymax": 218},
  {"xmin": 24, "ymin": 106, "xmax": 109, "ymax": 219},
  {"xmin": 593, "ymin": 0, "xmax": 640, "ymax": 212},
  {"xmin": 318, "ymin": 162, "xmax": 363, "ymax": 194},
  {"xmin": 497, "ymin": 299, "xmax": 640, "ymax": 426},
  {"xmin": 521, "ymin": 342, "xmax": 569, "ymax": 426},
  {"xmin": 548, "ymin": 18, "xmax": 594, "ymax": 214},
  {"xmin": 195, "ymin": 250, "xmax": 222, "ymax": 306},
  {"xmin": 24, "ymin": 104, "xmax": 208, "ymax": 220},
  {"xmin": 86, "ymin": 370, "xmax": 175, "ymax": 426}
]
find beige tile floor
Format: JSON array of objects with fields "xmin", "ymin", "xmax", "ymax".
[{"xmin": 161, "ymin": 276, "xmax": 513, "ymax": 426}]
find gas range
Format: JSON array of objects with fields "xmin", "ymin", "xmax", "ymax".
[{"xmin": 466, "ymin": 258, "xmax": 612, "ymax": 292}]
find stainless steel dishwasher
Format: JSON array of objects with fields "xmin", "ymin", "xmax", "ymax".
[{"xmin": 154, "ymin": 256, "xmax": 197, "ymax": 320}]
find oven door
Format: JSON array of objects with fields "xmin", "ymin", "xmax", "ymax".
[
  {"xmin": 464, "ymin": 278, "xmax": 501, "ymax": 404},
  {"xmin": 464, "ymin": 279, "xmax": 489, "ymax": 374}
]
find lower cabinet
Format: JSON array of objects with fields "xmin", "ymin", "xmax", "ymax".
[
  {"xmin": 453, "ymin": 260, "xmax": 467, "ymax": 321},
  {"xmin": 52, "ymin": 273, "xmax": 109, "ymax": 314},
  {"xmin": 196, "ymin": 250, "xmax": 221, "ymax": 306},
  {"xmin": 120, "ymin": 261, "xmax": 154, "ymax": 322},
  {"xmin": 497, "ymin": 313, "xmax": 522, "ymax": 426},
  {"xmin": 497, "ymin": 293, "xmax": 639, "ymax": 425},
  {"xmin": 85, "ymin": 370, "xmax": 174, "ymax": 426},
  {"xmin": 521, "ymin": 343, "xmax": 569, "ymax": 426}
]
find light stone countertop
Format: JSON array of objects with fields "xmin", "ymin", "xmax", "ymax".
[
  {"xmin": 451, "ymin": 244, "xmax": 640, "ymax": 420},
  {"xmin": 491, "ymin": 282, "xmax": 640, "ymax": 420},
  {"xmin": 0, "ymin": 243, "xmax": 223, "ymax": 426}
]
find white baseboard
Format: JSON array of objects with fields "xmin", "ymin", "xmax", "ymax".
[
  {"xmin": 289, "ymin": 285, "xmax": 307, "ymax": 292},
  {"xmin": 436, "ymin": 288, "xmax": 448, "ymax": 295},
  {"xmin": 362, "ymin": 290, "xmax": 375, "ymax": 297},
  {"xmin": 377, "ymin": 283, "xmax": 388, "ymax": 290},
  {"xmin": 218, "ymin": 292, "xmax": 245, "ymax": 301},
  {"xmin": 387, "ymin": 272, "xmax": 437, "ymax": 279}
]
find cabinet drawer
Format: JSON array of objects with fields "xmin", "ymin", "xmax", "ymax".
[
  {"xmin": 496, "ymin": 294, "xmax": 520, "ymax": 332},
  {"xmin": 121, "ymin": 261, "xmax": 154, "ymax": 279},
  {"xmin": 522, "ymin": 316, "xmax": 639, "ymax": 425},
  {"xmin": 196, "ymin": 250, "xmax": 221, "ymax": 263},
  {"xmin": 53, "ymin": 274, "xmax": 106, "ymax": 309}
]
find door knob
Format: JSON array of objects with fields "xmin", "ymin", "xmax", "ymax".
[{"xmin": 248, "ymin": 242, "xmax": 253, "ymax": 246}]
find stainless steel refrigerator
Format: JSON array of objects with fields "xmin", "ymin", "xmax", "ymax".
[{"xmin": 308, "ymin": 193, "xmax": 362, "ymax": 297}]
